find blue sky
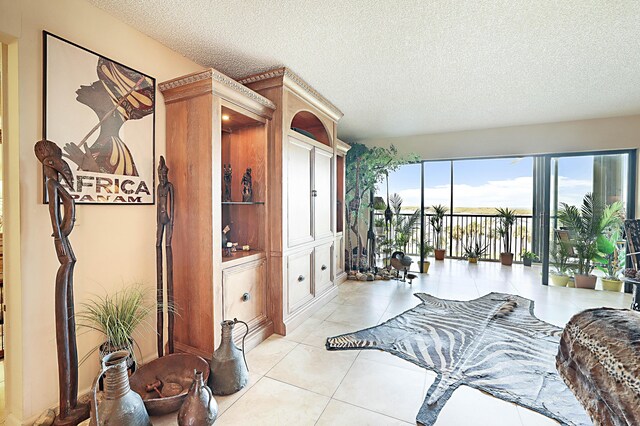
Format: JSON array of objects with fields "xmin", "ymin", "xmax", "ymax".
[{"xmin": 376, "ymin": 155, "xmax": 608, "ymax": 211}]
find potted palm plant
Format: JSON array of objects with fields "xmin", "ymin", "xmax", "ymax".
[
  {"xmin": 430, "ymin": 204, "xmax": 447, "ymax": 260},
  {"xmin": 557, "ymin": 193, "xmax": 623, "ymax": 289},
  {"xmin": 496, "ymin": 207, "xmax": 516, "ymax": 266},
  {"xmin": 597, "ymin": 233, "xmax": 625, "ymax": 292},
  {"xmin": 421, "ymin": 242, "xmax": 435, "ymax": 273},
  {"xmin": 521, "ymin": 251, "xmax": 538, "ymax": 267},
  {"xmin": 549, "ymin": 241, "xmax": 571, "ymax": 286},
  {"xmin": 78, "ymin": 284, "xmax": 157, "ymax": 371},
  {"xmin": 463, "ymin": 241, "xmax": 487, "ymax": 264}
]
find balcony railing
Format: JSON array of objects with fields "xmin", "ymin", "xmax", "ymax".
[{"xmin": 375, "ymin": 212, "xmax": 534, "ymax": 262}]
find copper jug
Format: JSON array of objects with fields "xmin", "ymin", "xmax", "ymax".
[
  {"xmin": 209, "ymin": 318, "xmax": 249, "ymax": 395},
  {"xmin": 90, "ymin": 350, "xmax": 151, "ymax": 426},
  {"xmin": 178, "ymin": 370, "xmax": 218, "ymax": 425}
]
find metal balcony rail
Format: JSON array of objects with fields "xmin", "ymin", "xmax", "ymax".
[{"xmin": 375, "ymin": 212, "xmax": 534, "ymax": 263}]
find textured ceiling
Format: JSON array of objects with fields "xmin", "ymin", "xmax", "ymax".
[{"xmin": 87, "ymin": 0, "xmax": 640, "ymax": 141}]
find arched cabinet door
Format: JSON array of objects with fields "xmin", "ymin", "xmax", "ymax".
[
  {"xmin": 287, "ymin": 136, "xmax": 314, "ymax": 247},
  {"xmin": 313, "ymin": 148, "xmax": 333, "ymax": 240}
]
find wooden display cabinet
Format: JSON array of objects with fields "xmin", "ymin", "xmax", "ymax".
[
  {"xmin": 159, "ymin": 69, "xmax": 276, "ymax": 357},
  {"xmin": 239, "ymin": 68, "xmax": 344, "ymax": 335}
]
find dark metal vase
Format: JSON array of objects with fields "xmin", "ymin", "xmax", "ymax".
[
  {"xmin": 178, "ymin": 370, "xmax": 218, "ymax": 426},
  {"xmin": 209, "ymin": 319, "xmax": 249, "ymax": 395},
  {"xmin": 90, "ymin": 351, "xmax": 151, "ymax": 426}
]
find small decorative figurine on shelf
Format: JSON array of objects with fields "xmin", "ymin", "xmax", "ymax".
[
  {"xmin": 223, "ymin": 164, "xmax": 232, "ymax": 202},
  {"xmin": 241, "ymin": 168, "xmax": 252, "ymax": 202},
  {"xmin": 222, "ymin": 225, "xmax": 230, "ymax": 249},
  {"xmin": 35, "ymin": 139, "xmax": 90, "ymax": 425}
]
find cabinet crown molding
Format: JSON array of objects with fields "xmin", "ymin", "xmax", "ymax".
[
  {"xmin": 160, "ymin": 68, "xmax": 276, "ymax": 113},
  {"xmin": 239, "ymin": 67, "xmax": 343, "ymax": 122}
]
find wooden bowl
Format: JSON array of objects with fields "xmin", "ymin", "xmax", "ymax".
[{"xmin": 129, "ymin": 353, "xmax": 210, "ymax": 416}]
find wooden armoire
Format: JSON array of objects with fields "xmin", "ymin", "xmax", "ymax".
[
  {"xmin": 239, "ymin": 68, "xmax": 344, "ymax": 334},
  {"xmin": 159, "ymin": 66, "xmax": 344, "ymax": 355}
]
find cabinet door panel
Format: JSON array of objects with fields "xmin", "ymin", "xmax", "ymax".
[
  {"xmin": 315, "ymin": 242, "xmax": 334, "ymax": 295},
  {"xmin": 287, "ymin": 137, "xmax": 313, "ymax": 247},
  {"xmin": 223, "ymin": 259, "xmax": 267, "ymax": 327},
  {"xmin": 314, "ymin": 149, "xmax": 333, "ymax": 240},
  {"xmin": 287, "ymin": 249, "xmax": 313, "ymax": 313}
]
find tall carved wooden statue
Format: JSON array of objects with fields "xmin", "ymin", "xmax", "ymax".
[
  {"xmin": 156, "ymin": 156, "xmax": 175, "ymax": 356},
  {"xmin": 35, "ymin": 139, "xmax": 89, "ymax": 425}
]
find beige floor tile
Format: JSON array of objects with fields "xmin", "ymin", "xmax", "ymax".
[
  {"xmin": 333, "ymin": 358, "xmax": 426, "ymax": 423},
  {"xmin": 310, "ymin": 301, "xmax": 340, "ymax": 320},
  {"xmin": 435, "ymin": 385, "xmax": 523, "ymax": 426},
  {"xmin": 216, "ymin": 377, "xmax": 329, "ymax": 426},
  {"xmin": 340, "ymin": 292, "xmax": 394, "ymax": 311},
  {"xmin": 325, "ymin": 303, "xmax": 385, "ymax": 328},
  {"xmin": 281, "ymin": 316, "xmax": 324, "ymax": 343},
  {"xmin": 316, "ymin": 399, "xmax": 412, "ymax": 425},
  {"xmin": 215, "ymin": 371, "xmax": 263, "ymax": 414},
  {"xmin": 357, "ymin": 349, "xmax": 424, "ymax": 373},
  {"xmin": 245, "ymin": 335, "xmax": 298, "ymax": 375},
  {"xmin": 300, "ymin": 320, "xmax": 361, "ymax": 348},
  {"xmin": 267, "ymin": 344, "xmax": 358, "ymax": 396}
]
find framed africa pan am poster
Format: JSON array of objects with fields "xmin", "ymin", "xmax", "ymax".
[{"xmin": 43, "ymin": 31, "xmax": 156, "ymax": 204}]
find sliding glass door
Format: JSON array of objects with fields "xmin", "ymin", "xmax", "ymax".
[{"xmin": 542, "ymin": 151, "xmax": 635, "ymax": 286}]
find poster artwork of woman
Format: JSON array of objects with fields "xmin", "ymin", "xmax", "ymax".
[{"xmin": 63, "ymin": 57, "xmax": 154, "ymax": 176}]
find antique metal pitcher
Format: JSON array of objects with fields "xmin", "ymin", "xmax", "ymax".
[
  {"xmin": 177, "ymin": 370, "xmax": 218, "ymax": 426},
  {"xmin": 209, "ymin": 318, "xmax": 249, "ymax": 395},
  {"xmin": 90, "ymin": 350, "xmax": 151, "ymax": 426}
]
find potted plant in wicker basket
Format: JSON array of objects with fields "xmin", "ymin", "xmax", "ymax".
[
  {"xmin": 597, "ymin": 232, "xmax": 625, "ymax": 292},
  {"xmin": 430, "ymin": 204, "xmax": 447, "ymax": 260},
  {"xmin": 557, "ymin": 193, "xmax": 623, "ymax": 289},
  {"xmin": 549, "ymin": 241, "xmax": 571, "ymax": 287},
  {"xmin": 496, "ymin": 207, "xmax": 516, "ymax": 266},
  {"xmin": 421, "ymin": 242, "xmax": 435, "ymax": 273}
]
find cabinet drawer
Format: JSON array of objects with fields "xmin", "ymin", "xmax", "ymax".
[
  {"xmin": 315, "ymin": 243, "xmax": 333, "ymax": 295},
  {"xmin": 287, "ymin": 249, "xmax": 313, "ymax": 313},
  {"xmin": 223, "ymin": 259, "xmax": 267, "ymax": 326}
]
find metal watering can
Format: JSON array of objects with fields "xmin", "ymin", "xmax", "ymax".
[
  {"xmin": 208, "ymin": 318, "xmax": 249, "ymax": 395},
  {"xmin": 90, "ymin": 350, "xmax": 151, "ymax": 426}
]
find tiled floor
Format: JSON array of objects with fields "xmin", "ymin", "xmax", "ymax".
[{"xmin": 154, "ymin": 260, "xmax": 631, "ymax": 425}]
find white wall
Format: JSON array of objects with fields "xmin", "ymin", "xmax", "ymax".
[
  {"xmin": 361, "ymin": 114, "xmax": 640, "ymax": 159},
  {"xmin": 360, "ymin": 114, "xmax": 640, "ymax": 211},
  {"xmin": 0, "ymin": 1, "xmax": 203, "ymax": 424}
]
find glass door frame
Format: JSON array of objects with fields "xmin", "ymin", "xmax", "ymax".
[{"xmin": 540, "ymin": 149, "xmax": 637, "ymax": 285}]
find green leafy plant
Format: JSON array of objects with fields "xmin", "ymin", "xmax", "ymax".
[
  {"xmin": 421, "ymin": 241, "xmax": 435, "ymax": 258},
  {"xmin": 463, "ymin": 241, "xmax": 488, "ymax": 259},
  {"xmin": 374, "ymin": 217, "xmax": 385, "ymax": 229},
  {"xmin": 596, "ymin": 231, "xmax": 625, "ymax": 280},
  {"xmin": 77, "ymin": 284, "xmax": 165, "ymax": 363},
  {"xmin": 496, "ymin": 207, "xmax": 517, "ymax": 254},
  {"xmin": 345, "ymin": 143, "xmax": 419, "ymax": 258},
  {"xmin": 557, "ymin": 193, "xmax": 623, "ymax": 276},
  {"xmin": 550, "ymin": 240, "xmax": 570, "ymax": 276},
  {"xmin": 429, "ymin": 205, "xmax": 448, "ymax": 250},
  {"xmin": 521, "ymin": 251, "xmax": 538, "ymax": 260}
]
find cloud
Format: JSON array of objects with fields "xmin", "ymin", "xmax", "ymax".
[{"xmin": 384, "ymin": 176, "xmax": 591, "ymax": 209}]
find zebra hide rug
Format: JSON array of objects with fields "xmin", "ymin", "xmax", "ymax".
[{"xmin": 326, "ymin": 292, "xmax": 591, "ymax": 426}]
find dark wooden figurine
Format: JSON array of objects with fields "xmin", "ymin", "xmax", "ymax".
[
  {"xmin": 223, "ymin": 164, "xmax": 232, "ymax": 202},
  {"xmin": 241, "ymin": 167, "xmax": 252, "ymax": 202},
  {"xmin": 35, "ymin": 139, "xmax": 89, "ymax": 425},
  {"xmin": 156, "ymin": 156, "xmax": 175, "ymax": 356}
]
